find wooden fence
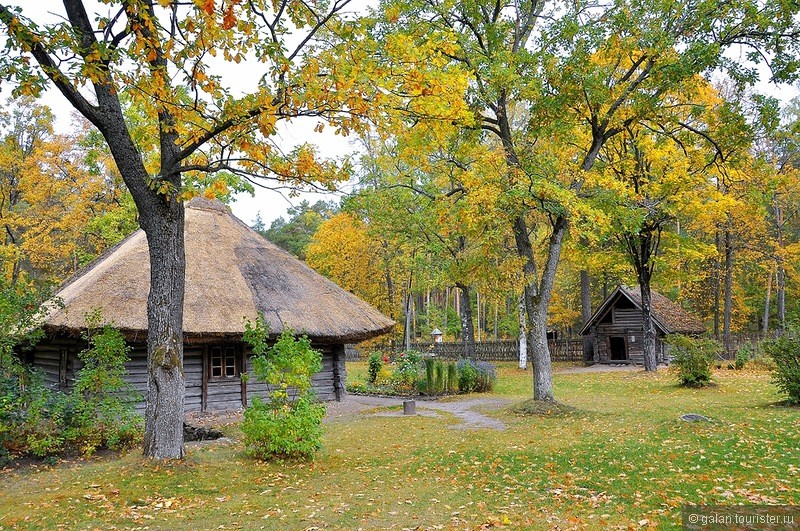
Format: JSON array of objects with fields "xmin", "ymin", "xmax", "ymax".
[{"xmin": 346, "ymin": 339, "xmax": 584, "ymax": 363}]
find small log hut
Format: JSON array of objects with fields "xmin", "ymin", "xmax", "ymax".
[
  {"xmin": 28, "ymin": 197, "xmax": 394, "ymax": 411},
  {"xmin": 579, "ymin": 285, "xmax": 705, "ymax": 365}
]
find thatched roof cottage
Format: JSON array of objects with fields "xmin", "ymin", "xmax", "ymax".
[
  {"xmin": 30, "ymin": 197, "xmax": 394, "ymax": 411},
  {"xmin": 579, "ymin": 285, "xmax": 705, "ymax": 365}
]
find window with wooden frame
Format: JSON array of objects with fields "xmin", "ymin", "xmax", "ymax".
[{"xmin": 209, "ymin": 346, "xmax": 239, "ymax": 379}]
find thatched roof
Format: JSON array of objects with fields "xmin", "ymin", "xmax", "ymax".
[
  {"xmin": 44, "ymin": 197, "xmax": 394, "ymax": 343},
  {"xmin": 579, "ymin": 285, "xmax": 705, "ymax": 336}
]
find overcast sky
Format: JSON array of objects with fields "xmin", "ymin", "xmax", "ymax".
[{"xmin": 0, "ymin": 0, "xmax": 366, "ymax": 228}]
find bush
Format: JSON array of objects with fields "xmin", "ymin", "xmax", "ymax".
[
  {"xmin": 243, "ymin": 395, "xmax": 325, "ymax": 460},
  {"xmin": 668, "ymin": 334, "xmax": 721, "ymax": 387},
  {"xmin": 374, "ymin": 365, "xmax": 394, "ymax": 386},
  {"xmin": 457, "ymin": 359, "xmax": 496, "ymax": 393},
  {"xmin": 735, "ymin": 344, "xmax": 754, "ymax": 370},
  {"xmin": 762, "ymin": 333, "xmax": 800, "ymax": 405},
  {"xmin": 242, "ymin": 318, "xmax": 325, "ymax": 460},
  {"xmin": 391, "ymin": 350, "xmax": 422, "ymax": 391},
  {"xmin": 434, "ymin": 360, "xmax": 445, "ymax": 394},
  {"xmin": 367, "ymin": 351, "xmax": 383, "ymax": 384},
  {"xmin": 747, "ymin": 354, "xmax": 776, "ymax": 372},
  {"xmin": 0, "ymin": 315, "xmax": 142, "ymax": 463},
  {"xmin": 424, "ymin": 357, "xmax": 435, "ymax": 394},
  {"xmin": 446, "ymin": 362, "xmax": 458, "ymax": 393},
  {"xmin": 67, "ymin": 316, "xmax": 143, "ymax": 455}
]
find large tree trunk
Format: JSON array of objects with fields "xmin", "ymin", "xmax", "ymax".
[
  {"xmin": 763, "ymin": 270, "xmax": 772, "ymax": 335},
  {"xmin": 141, "ymin": 203, "xmax": 186, "ymax": 459},
  {"xmin": 775, "ymin": 204, "xmax": 786, "ymax": 335},
  {"xmin": 528, "ymin": 300, "xmax": 554, "ymax": 400},
  {"xmin": 639, "ymin": 282, "xmax": 658, "ymax": 371},
  {"xmin": 457, "ymin": 283, "xmax": 476, "ymax": 358},
  {"xmin": 628, "ymin": 229, "xmax": 659, "ymax": 372},
  {"xmin": 513, "ymin": 215, "xmax": 567, "ymax": 402},
  {"xmin": 581, "ymin": 270, "xmax": 593, "ymax": 363},
  {"xmin": 722, "ymin": 223, "xmax": 733, "ymax": 355},
  {"xmin": 713, "ymin": 231, "xmax": 721, "ymax": 339},
  {"xmin": 518, "ymin": 295, "xmax": 527, "ymax": 369}
]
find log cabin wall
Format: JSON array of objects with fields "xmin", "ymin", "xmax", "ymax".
[
  {"xmin": 591, "ymin": 308, "xmax": 667, "ymax": 364},
  {"xmin": 245, "ymin": 344, "xmax": 339, "ymax": 406},
  {"xmin": 29, "ymin": 336, "xmax": 342, "ymax": 413},
  {"xmin": 29, "ymin": 338, "xmax": 83, "ymax": 390}
]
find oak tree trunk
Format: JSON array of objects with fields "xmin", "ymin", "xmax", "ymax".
[
  {"xmin": 763, "ymin": 270, "xmax": 772, "ymax": 335},
  {"xmin": 518, "ymin": 295, "xmax": 527, "ymax": 369},
  {"xmin": 722, "ymin": 223, "xmax": 733, "ymax": 355},
  {"xmin": 141, "ymin": 204, "xmax": 186, "ymax": 459},
  {"xmin": 457, "ymin": 283, "xmax": 476, "ymax": 359},
  {"xmin": 513, "ymin": 215, "xmax": 567, "ymax": 401},
  {"xmin": 581, "ymin": 270, "xmax": 593, "ymax": 363},
  {"xmin": 639, "ymin": 283, "xmax": 658, "ymax": 371}
]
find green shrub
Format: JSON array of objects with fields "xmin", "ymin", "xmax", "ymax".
[
  {"xmin": 457, "ymin": 359, "xmax": 496, "ymax": 393},
  {"xmin": 391, "ymin": 350, "xmax": 421, "ymax": 391},
  {"xmin": 424, "ymin": 357, "xmax": 435, "ymax": 394},
  {"xmin": 762, "ymin": 333, "xmax": 800, "ymax": 404},
  {"xmin": 668, "ymin": 334, "xmax": 721, "ymax": 387},
  {"xmin": 243, "ymin": 395, "xmax": 325, "ymax": 460},
  {"xmin": 735, "ymin": 344, "xmax": 754, "ymax": 370},
  {"xmin": 67, "ymin": 315, "xmax": 143, "ymax": 455},
  {"xmin": 434, "ymin": 360, "xmax": 445, "ymax": 394},
  {"xmin": 0, "ymin": 314, "xmax": 142, "ymax": 463},
  {"xmin": 242, "ymin": 318, "xmax": 325, "ymax": 460},
  {"xmin": 367, "ymin": 351, "xmax": 383, "ymax": 384},
  {"xmin": 446, "ymin": 362, "xmax": 458, "ymax": 393}
]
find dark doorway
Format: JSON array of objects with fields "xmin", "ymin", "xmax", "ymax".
[{"xmin": 609, "ymin": 336, "xmax": 627, "ymax": 361}]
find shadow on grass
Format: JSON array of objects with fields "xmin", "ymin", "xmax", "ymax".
[
  {"xmin": 511, "ymin": 399, "xmax": 581, "ymax": 417},
  {"xmin": 756, "ymin": 399, "xmax": 800, "ymax": 410}
]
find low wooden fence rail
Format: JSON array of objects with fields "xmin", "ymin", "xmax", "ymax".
[{"xmin": 346, "ymin": 339, "xmax": 584, "ymax": 363}]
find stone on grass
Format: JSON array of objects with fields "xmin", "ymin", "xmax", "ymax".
[{"xmin": 680, "ymin": 413, "xmax": 711, "ymax": 422}]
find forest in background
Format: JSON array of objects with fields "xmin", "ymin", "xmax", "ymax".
[
  {"xmin": 2, "ymin": 88, "xmax": 799, "ymax": 356},
  {"xmin": 2, "ymin": 0, "xmax": 800, "ymax": 365}
]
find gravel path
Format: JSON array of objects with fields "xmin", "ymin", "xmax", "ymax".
[
  {"xmin": 325, "ymin": 394, "xmax": 511, "ymax": 431},
  {"xmin": 189, "ymin": 365, "xmax": 636, "ymax": 431}
]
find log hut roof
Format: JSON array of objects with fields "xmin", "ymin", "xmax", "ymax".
[
  {"xmin": 579, "ymin": 285, "xmax": 705, "ymax": 336},
  {"xmin": 43, "ymin": 197, "xmax": 395, "ymax": 343}
]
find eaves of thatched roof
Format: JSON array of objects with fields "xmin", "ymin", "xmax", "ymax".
[
  {"xmin": 44, "ymin": 197, "xmax": 395, "ymax": 343},
  {"xmin": 579, "ymin": 285, "xmax": 705, "ymax": 336}
]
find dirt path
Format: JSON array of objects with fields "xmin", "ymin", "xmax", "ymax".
[{"xmin": 325, "ymin": 395, "xmax": 511, "ymax": 431}]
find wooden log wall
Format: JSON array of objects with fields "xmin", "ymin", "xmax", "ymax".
[
  {"xmin": 245, "ymin": 345, "xmax": 339, "ymax": 405},
  {"xmin": 30, "ymin": 338, "xmax": 342, "ymax": 414}
]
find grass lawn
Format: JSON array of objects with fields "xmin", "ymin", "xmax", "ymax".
[{"xmin": 1, "ymin": 363, "xmax": 798, "ymax": 529}]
